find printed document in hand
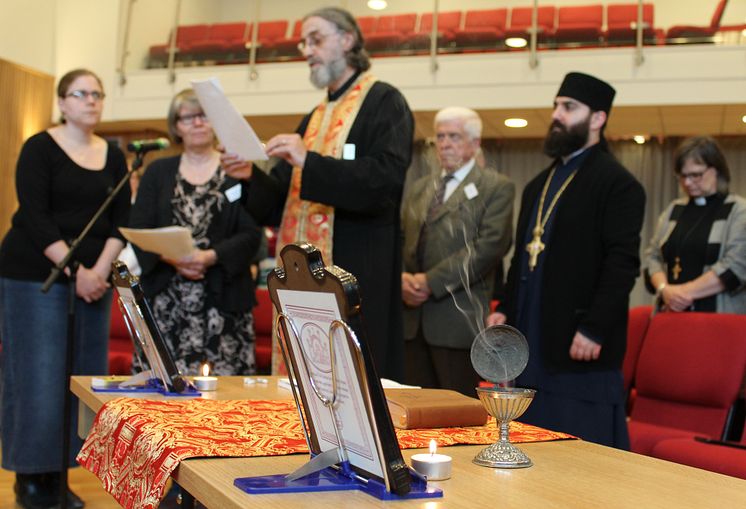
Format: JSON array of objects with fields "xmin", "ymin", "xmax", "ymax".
[
  {"xmin": 119, "ymin": 226, "xmax": 194, "ymax": 260},
  {"xmin": 191, "ymin": 77, "xmax": 268, "ymax": 161}
]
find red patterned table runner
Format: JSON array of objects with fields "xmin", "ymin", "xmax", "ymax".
[{"xmin": 77, "ymin": 398, "xmax": 573, "ymax": 508}]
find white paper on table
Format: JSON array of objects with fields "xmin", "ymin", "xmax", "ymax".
[
  {"xmin": 119, "ymin": 226, "xmax": 195, "ymax": 260},
  {"xmin": 191, "ymin": 77, "xmax": 268, "ymax": 161}
]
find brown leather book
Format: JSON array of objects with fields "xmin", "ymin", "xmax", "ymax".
[{"xmin": 384, "ymin": 388, "xmax": 488, "ymax": 429}]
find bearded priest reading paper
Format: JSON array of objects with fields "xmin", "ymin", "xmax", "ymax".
[
  {"xmin": 221, "ymin": 8, "xmax": 414, "ymax": 380},
  {"xmin": 487, "ymin": 72, "xmax": 645, "ymax": 449}
]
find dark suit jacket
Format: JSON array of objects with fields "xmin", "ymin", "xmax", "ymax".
[
  {"xmin": 402, "ymin": 165, "xmax": 515, "ymax": 349},
  {"xmin": 130, "ymin": 156, "xmax": 261, "ymax": 312},
  {"xmin": 504, "ymin": 144, "xmax": 645, "ymax": 371}
]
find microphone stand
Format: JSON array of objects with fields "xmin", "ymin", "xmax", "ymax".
[{"xmin": 42, "ymin": 150, "xmax": 147, "ymax": 509}]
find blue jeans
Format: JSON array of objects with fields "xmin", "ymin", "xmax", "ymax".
[{"xmin": 0, "ymin": 278, "xmax": 111, "ymax": 472}]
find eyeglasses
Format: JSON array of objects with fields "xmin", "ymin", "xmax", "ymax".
[
  {"xmin": 297, "ymin": 30, "xmax": 340, "ymax": 52},
  {"xmin": 65, "ymin": 90, "xmax": 105, "ymax": 101},
  {"xmin": 677, "ymin": 167, "xmax": 713, "ymax": 182},
  {"xmin": 177, "ymin": 112, "xmax": 208, "ymax": 125}
]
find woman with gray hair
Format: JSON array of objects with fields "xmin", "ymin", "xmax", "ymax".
[
  {"xmin": 644, "ymin": 136, "xmax": 746, "ymax": 313},
  {"xmin": 130, "ymin": 88, "xmax": 262, "ymax": 375}
]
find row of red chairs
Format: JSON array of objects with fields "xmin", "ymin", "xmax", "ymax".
[
  {"xmin": 623, "ymin": 307, "xmax": 746, "ymax": 479},
  {"xmin": 147, "ymin": 1, "xmax": 736, "ymax": 68}
]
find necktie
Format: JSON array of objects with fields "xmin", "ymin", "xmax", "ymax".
[{"xmin": 416, "ymin": 175, "xmax": 454, "ymax": 270}]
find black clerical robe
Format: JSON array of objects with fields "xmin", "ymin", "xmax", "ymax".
[
  {"xmin": 244, "ymin": 75, "xmax": 414, "ymax": 380},
  {"xmin": 502, "ymin": 144, "xmax": 645, "ymax": 448}
]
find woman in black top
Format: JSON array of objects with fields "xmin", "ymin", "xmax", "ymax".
[
  {"xmin": 130, "ymin": 89, "xmax": 261, "ymax": 376},
  {"xmin": 0, "ymin": 69, "xmax": 130, "ymax": 509}
]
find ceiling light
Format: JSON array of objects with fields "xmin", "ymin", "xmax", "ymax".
[
  {"xmin": 505, "ymin": 37, "xmax": 528, "ymax": 48},
  {"xmin": 367, "ymin": 0, "xmax": 387, "ymax": 10},
  {"xmin": 633, "ymin": 135, "xmax": 646, "ymax": 144},
  {"xmin": 504, "ymin": 118, "xmax": 528, "ymax": 128}
]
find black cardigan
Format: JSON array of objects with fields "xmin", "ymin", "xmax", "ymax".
[
  {"xmin": 130, "ymin": 156, "xmax": 261, "ymax": 312},
  {"xmin": 504, "ymin": 145, "xmax": 646, "ymax": 372}
]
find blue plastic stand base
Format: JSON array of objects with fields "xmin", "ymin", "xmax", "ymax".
[
  {"xmin": 91, "ymin": 378, "xmax": 200, "ymax": 397},
  {"xmin": 234, "ymin": 464, "xmax": 442, "ymax": 500}
]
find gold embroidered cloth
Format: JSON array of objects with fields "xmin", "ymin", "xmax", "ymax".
[
  {"xmin": 78, "ymin": 397, "xmax": 573, "ymax": 508},
  {"xmin": 271, "ymin": 72, "xmax": 377, "ymax": 376}
]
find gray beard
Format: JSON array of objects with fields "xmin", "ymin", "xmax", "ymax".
[{"xmin": 309, "ymin": 56, "xmax": 348, "ymax": 89}]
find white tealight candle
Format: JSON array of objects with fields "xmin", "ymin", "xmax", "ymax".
[
  {"xmin": 410, "ymin": 440, "xmax": 452, "ymax": 481},
  {"xmin": 193, "ymin": 363, "xmax": 218, "ymax": 391}
]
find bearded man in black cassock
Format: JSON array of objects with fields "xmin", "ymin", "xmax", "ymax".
[
  {"xmin": 221, "ymin": 7, "xmax": 413, "ymax": 380},
  {"xmin": 487, "ymin": 72, "xmax": 645, "ymax": 449}
]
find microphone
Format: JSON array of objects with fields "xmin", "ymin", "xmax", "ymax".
[{"xmin": 127, "ymin": 138, "xmax": 170, "ymax": 153}]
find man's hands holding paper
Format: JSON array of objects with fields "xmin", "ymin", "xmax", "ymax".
[
  {"xmin": 265, "ymin": 134, "xmax": 307, "ymax": 168},
  {"xmin": 221, "ymin": 133, "xmax": 307, "ymax": 180},
  {"xmin": 220, "ymin": 151, "xmax": 254, "ymax": 180},
  {"xmin": 163, "ymin": 249, "xmax": 217, "ymax": 280}
]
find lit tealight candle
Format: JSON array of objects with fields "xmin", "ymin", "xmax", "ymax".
[
  {"xmin": 193, "ymin": 363, "xmax": 218, "ymax": 391},
  {"xmin": 411, "ymin": 440, "xmax": 452, "ymax": 481}
]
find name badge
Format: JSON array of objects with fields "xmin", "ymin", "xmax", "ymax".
[
  {"xmin": 225, "ymin": 183, "xmax": 242, "ymax": 203},
  {"xmin": 464, "ymin": 183, "xmax": 478, "ymax": 200},
  {"xmin": 343, "ymin": 143, "xmax": 356, "ymax": 160}
]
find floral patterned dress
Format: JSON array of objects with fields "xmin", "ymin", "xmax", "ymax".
[{"xmin": 151, "ymin": 169, "xmax": 255, "ymax": 375}]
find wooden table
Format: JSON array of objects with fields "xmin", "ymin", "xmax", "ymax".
[{"xmin": 72, "ymin": 376, "xmax": 746, "ymax": 509}]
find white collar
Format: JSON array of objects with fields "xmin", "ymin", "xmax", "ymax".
[{"xmin": 442, "ymin": 158, "xmax": 476, "ymax": 183}]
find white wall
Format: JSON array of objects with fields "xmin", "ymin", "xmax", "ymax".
[
  {"xmin": 54, "ymin": 0, "xmax": 123, "ymax": 121},
  {"xmin": 109, "ymin": 44, "xmax": 746, "ymax": 124},
  {"xmin": 0, "ymin": 0, "xmax": 56, "ymax": 74},
  {"xmin": 1, "ymin": 0, "xmax": 744, "ymax": 124}
]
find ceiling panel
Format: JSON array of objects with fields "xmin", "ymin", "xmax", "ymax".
[{"xmin": 99, "ymin": 104, "xmax": 746, "ymax": 141}]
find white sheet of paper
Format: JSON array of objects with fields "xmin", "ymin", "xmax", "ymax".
[
  {"xmin": 191, "ymin": 77, "xmax": 268, "ymax": 161},
  {"xmin": 119, "ymin": 226, "xmax": 194, "ymax": 260}
]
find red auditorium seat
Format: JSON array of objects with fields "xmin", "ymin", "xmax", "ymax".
[
  {"xmin": 188, "ymin": 22, "xmax": 250, "ymax": 63},
  {"xmin": 622, "ymin": 305, "xmax": 653, "ymax": 413},
  {"xmin": 272, "ymin": 20, "xmax": 303, "ymax": 61},
  {"xmin": 148, "ymin": 24, "xmax": 209, "ymax": 67},
  {"xmin": 666, "ymin": 0, "xmax": 728, "ymax": 42},
  {"xmin": 357, "ymin": 16, "xmax": 378, "ymax": 37},
  {"xmin": 405, "ymin": 11, "xmax": 462, "ymax": 52},
  {"xmin": 255, "ymin": 20, "xmax": 290, "ymax": 61},
  {"xmin": 605, "ymin": 3, "xmax": 657, "ymax": 45},
  {"xmin": 504, "ymin": 6, "xmax": 556, "ymax": 45},
  {"xmin": 554, "ymin": 4, "xmax": 604, "ymax": 46},
  {"xmin": 108, "ymin": 294, "xmax": 134, "ymax": 375},
  {"xmin": 365, "ymin": 13, "xmax": 417, "ymax": 54},
  {"xmin": 651, "ymin": 428, "xmax": 746, "ymax": 480},
  {"xmin": 453, "ymin": 8, "xmax": 508, "ymax": 49},
  {"xmin": 253, "ymin": 288, "xmax": 273, "ymax": 375},
  {"xmin": 628, "ymin": 312, "xmax": 746, "ymax": 456}
]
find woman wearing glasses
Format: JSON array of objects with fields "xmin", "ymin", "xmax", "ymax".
[
  {"xmin": 130, "ymin": 89, "xmax": 261, "ymax": 377},
  {"xmin": 644, "ymin": 136, "xmax": 746, "ymax": 313},
  {"xmin": 0, "ymin": 69, "xmax": 130, "ymax": 508}
]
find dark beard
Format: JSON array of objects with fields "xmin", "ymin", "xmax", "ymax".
[{"xmin": 542, "ymin": 117, "xmax": 590, "ymax": 158}]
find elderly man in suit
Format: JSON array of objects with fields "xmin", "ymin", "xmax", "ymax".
[{"xmin": 401, "ymin": 107, "xmax": 514, "ymax": 395}]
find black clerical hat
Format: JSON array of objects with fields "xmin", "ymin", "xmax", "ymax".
[{"xmin": 556, "ymin": 72, "xmax": 616, "ymax": 114}]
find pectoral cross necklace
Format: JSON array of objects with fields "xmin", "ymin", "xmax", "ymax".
[
  {"xmin": 672, "ymin": 256, "xmax": 682, "ymax": 281},
  {"xmin": 526, "ymin": 168, "xmax": 578, "ymax": 271}
]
